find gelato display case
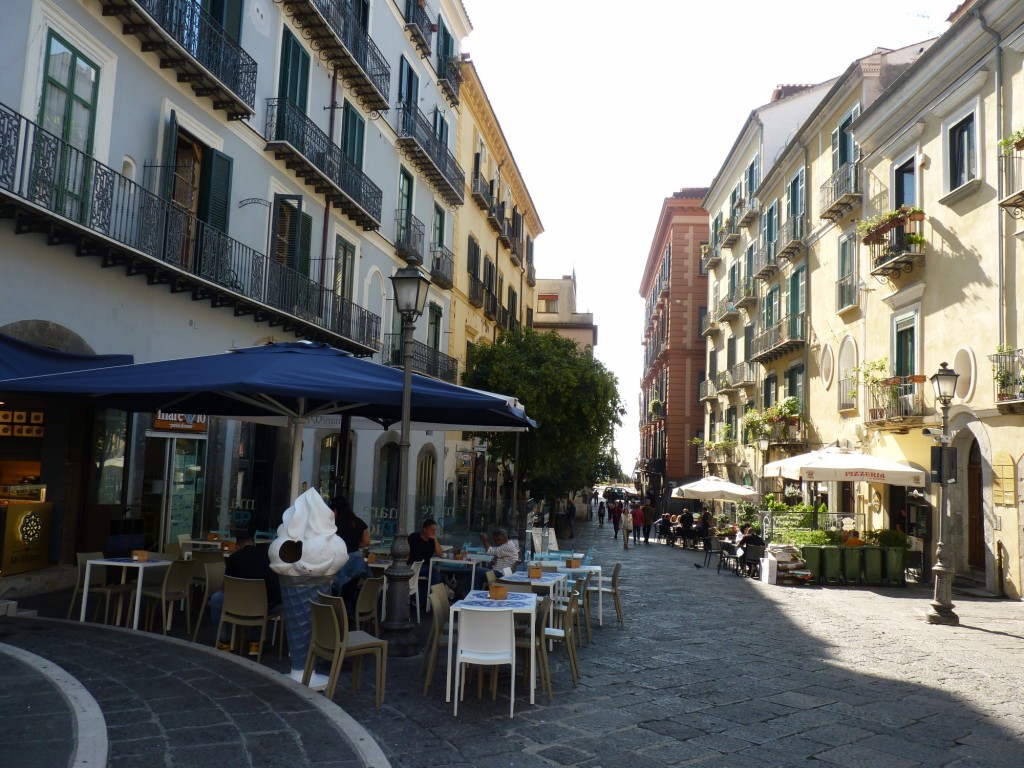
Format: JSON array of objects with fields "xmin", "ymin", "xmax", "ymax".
[{"xmin": 0, "ymin": 484, "xmax": 52, "ymax": 576}]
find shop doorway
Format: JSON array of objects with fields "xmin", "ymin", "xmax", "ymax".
[
  {"xmin": 967, "ymin": 439, "xmax": 985, "ymax": 569},
  {"xmin": 140, "ymin": 435, "xmax": 207, "ymax": 550}
]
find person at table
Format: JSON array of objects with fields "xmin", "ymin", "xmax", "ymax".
[
  {"xmin": 408, "ymin": 518, "xmax": 444, "ymax": 566},
  {"xmin": 843, "ymin": 529, "xmax": 866, "ymax": 547},
  {"xmin": 472, "ymin": 527, "xmax": 520, "ymax": 590},
  {"xmin": 737, "ymin": 524, "xmax": 765, "ymax": 548},
  {"xmin": 330, "ymin": 495, "xmax": 370, "ymax": 602},
  {"xmin": 210, "ymin": 531, "xmax": 282, "ymax": 650}
]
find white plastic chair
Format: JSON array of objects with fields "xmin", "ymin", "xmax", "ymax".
[
  {"xmin": 407, "ymin": 560, "xmax": 424, "ymax": 623},
  {"xmin": 453, "ymin": 607, "xmax": 517, "ymax": 718}
]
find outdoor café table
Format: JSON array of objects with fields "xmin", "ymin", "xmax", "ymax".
[
  {"xmin": 533, "ymin": 552, "xmax": 585, "ymax": 562},
  {"xmin": 554, "ymin": 564, "xmax": 603, "ymax": 625},
  {"xmin": 79, "ymin": 557, "xmax": 172, "ymax": 630},
  {"xmin": 499, "ymin": 571, "xmax": 568, "ymax": 628},
  {"xmin": 427, "ymin": 557, "xmax": 478, "ymax": 610},
  {"xmin": 445, "ymin": 589, "xmax": 538, "ymax": 705},
  {"xmin": 180, "ymin": 539, "xmax": 224, "ymax": 550}
]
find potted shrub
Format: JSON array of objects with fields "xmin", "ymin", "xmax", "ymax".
[
  {"xmin": 904, "ymin": 232, "xmax": 926, "ymax": 253},
  {"xmin": 998, "ymin": 129, "xmax": 1024, "ymax": 155},
  {"xmin": 778, "ymin": 396, "xmax": 801, "ymax": 424},
  {"xmin": 742, "ymin": 409, "xmax": 768, "ymax": 442},
  {"xmin": 902, "ymin": 205, "xmax": 925, "ymax": 222},
  {"xmin": 649, "ymin": 398, "xmax": 663, "ymax": 417}
]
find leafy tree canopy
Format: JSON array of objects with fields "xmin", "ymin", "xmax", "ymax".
[{"xmin": 462, "ymin": 328, "xmax": 621, "ymax": 499}]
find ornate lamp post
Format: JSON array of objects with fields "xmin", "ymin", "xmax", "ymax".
[
  {"xmin": 381, "ymin": 266, "xmax": 431, "ymax": 656},
  {"xmin": 926, "ymin": 361, "xmax": 959, "ymax": 626}
]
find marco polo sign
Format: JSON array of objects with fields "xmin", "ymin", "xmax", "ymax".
[{"xmin": 152, "ymin": 411, "xmax": 208, "ymax": 434}]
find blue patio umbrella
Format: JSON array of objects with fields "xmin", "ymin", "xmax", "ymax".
[{"xmin": 0, "ymin": 341, "xmax": 534, "ymax": 498}]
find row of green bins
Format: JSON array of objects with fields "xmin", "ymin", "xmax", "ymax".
[
  {"xmin": 820, "ymin": 546, "xmax": 842, "ymax": 584},
  {"xmin": 801, "ymin": 546, "xmax": 822, "ymax": 582}
]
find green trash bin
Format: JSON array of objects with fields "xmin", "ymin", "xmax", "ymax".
[
  {"xmin": 801, "ymin": 545, "xmax": 822, "ymax": 584},
  {"xmin": 862, "ymin": 546, "xmax": 884, "ymax": 585},
  {"xmin": 883, "ymin": 547, "xmax": 907, "ymax": 586},
  {"xmin": 820, "ymin": 546, "xmax": 842, "ymax": 585},
  {"xmin": 841, "ymin": 546, "xmax": 864, "ymax": 585}
]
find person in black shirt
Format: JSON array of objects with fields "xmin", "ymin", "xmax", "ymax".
[
  {"xmin": 407, "ymin": 518, "xmax": 443, "ymax": 565},
  {"xmin": 210, "ymin": 533, "xmax": 281, "ymax": 647},
  {"xmin": 330, "ymin": 495, "xmax": 371, "ymax": 597}
]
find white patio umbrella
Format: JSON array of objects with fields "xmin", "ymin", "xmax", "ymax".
[
  {"xmin": 672, "ymin": 476, "xmax": 759, "ymax": 502},
  {"xmin": 763, "ymin": 446, "xmax": 926, "ymax": 488}
]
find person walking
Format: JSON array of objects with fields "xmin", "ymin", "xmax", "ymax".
[
  {"xmin": 631, "ymin": 503, "xmax": 643, "ymax": 545},
  {"xmin": 597, "ymin": 500, "xmax": 606, "ymax": 528},
  {"xmin": 610, "ymin": 501, "xmax": 623, "ymax": 539},
  {"xmin": 641, "ymin": 500, "xmax": 656, "ymax": 544},
  {"xmin": 621, "ymin": 502, "xmax": 632, "ymax": 549},
  {"xmin": 589, "ymin": 490, "xmax": 599, "ymax": 521},
  {"xmin": 565, "ymin": 496, "xmax": 576, "ymax": 538}
]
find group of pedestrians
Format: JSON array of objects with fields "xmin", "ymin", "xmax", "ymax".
[{"xmin": 600, "ymin": 499, "xmax": 657, "ymax": 549}]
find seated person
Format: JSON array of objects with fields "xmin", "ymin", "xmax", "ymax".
[
  {"xmin": 407, "ymin": 518, "xmax": 444, "ymax": 566},
  {"xmin": 472, "ymin": 528, "xmax": 520, "ymax": 591},
  {"xmin": 330, "ymin": 495, "xmax": 371, "ymax": 601},
  {"xmin": 657, "ymin": 512, "xmax": 674, "ymax": 543},
  {"xmin": 737, "ymin": 524, "xmax": 766, "ymax": 548},
  {"xmin": 210, "ymin": 532, "xmax": 282, "ymax": 650},
  {"xmin": 843, "ymin": 529, "xmax": 866, "ymax": 547}
]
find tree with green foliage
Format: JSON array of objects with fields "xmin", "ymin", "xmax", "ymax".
[{"xmin": 462, "ymin": 328, "xmax": 622, "ymax": 502}]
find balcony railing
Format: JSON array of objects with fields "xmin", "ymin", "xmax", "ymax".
[
  {"xmin": 767, "ymin": 418, "xmax": 805, "ymax": 446},
  {"xmin": 820, "ymin": 161, "xmax": 861, "ymax": 221},
  {"xmin": 0, "ymin": 102, "xmax": 380, "ymax": 353},
  {"xmin": 526, "ymin": 262, "xmax": 536, "ymax": 287},
  {"xmin": 865, "ymin": 376, "xmax": 925, "ymax": 423},
  {"xmin": 384, "ymin": 334, "xmax": 458, "ymax": 383},
  {"xmin": 1000, "ymin": 152, "xmax": 1024, "ymax": 214},
  {"xmin": 429, "ymin": 242, "xmax": 454, "ymax": 289},
  {"xmin": 750, "ymin": 313, "xmax": 806, "ymax": 363},
  {"xmin": 778, "ymin": 217, "xmax": 805, "ymax": 259},
  {"xmin": 737, "ymin": 197, "xmax": 759, "ymax": 228},
  {"xmin": 867, "ymin": 215, "xmax": 924, "ymax": 280},
  {"xmin": 265, "ymin": 98, "xmax": 382, "ymax": 230},
  {"xmin": 990, "ymin": 348, "xmax": 1024, "ymax": 404},
  {"xmin": 437, "ymin": 55, "xmax": 463, "ymax": 107},
  {"xmin": 736, "ymin": 276, "xmax": 758, "ymax": 311},
  {"xmin": 498, "ymin": 218, "xmax": 513, "ymax": 249},
  {"xmin": 403, "ymin": 0, "xmax": 435, "ymax": 57},
  {"xmin": 752, "ymin": 240, "xmax": 778, "ymax": 280},
  {"xmin": 277, "ymin": 0, "xmax": 389, "ymax": 111},
  {"xmin": 730, "ymin": 362, "xmax": 756, "ymax": 389},
  {"xmin": 395, "ymin": 209, "xmax": 426, "ymax": 263},
  {"xmin": 483, "ymin": 288, "xmax": 498, "ymax": 319},
  {"xmin": 838, "ymin": 376, "xmax": 857, "ymax": 411},
  {"xmin": 836, "ymin": 273, "xmax": 858, "ymax": 313},
  {"xmin": 468, "ymin": 275, "xmax": 485, "ymax": 308},
  {"xmin": 471, "ymin": 172, "xmax": 493, "ymax": 211},
  {"xmin": 721, "ymin": 218, "xmax": 740, "ymax": 248},
  {"xmin": 716, "ymin": 370, "xmax": 736, "ymax": 392},
  {"xmin": 396, "ymin": 104, "xmax": 465, "ymax": 206},
  {"xmin": 698, "ymin": 378, "xmax": 719, "ymax": 402},
  {"xmin": 700, "ymin": 244, "xmax": 721, "ymax": 271},
  {"xmin": 699, "ymin": 310, "xmax": 719, "ymax": 337},
  {"xmin": 99, "ymin": 0, "xmax": 257, "ymax": 119},
  {"xmin": 717, "ymin": 285, "xmax": 741, "ymax": 321}
]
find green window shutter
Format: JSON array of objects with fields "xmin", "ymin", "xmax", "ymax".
[
  {"xmin": 342, "ymin": 101, "xmax": 364, "ymax": 168},
  {"xmin": 198, "ymin": 148, "xmax": 232, "ymax": 232},
  {"xmin": 162, "ymin": 110, "xmax": 179, "ymax": 202},
  {"xmin": 279, "ymin": 29, "xmax": 309, "ymax": 110},
  {"xmin": 298, "ymin": 211, "xmax": 312, "ymax": 276},
  {"xmin": 831, "ymin": 128, "xmax": 839, "ymax": 173}
]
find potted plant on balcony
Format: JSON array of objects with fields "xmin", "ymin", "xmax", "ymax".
[
  {"xmin": 854, "ymin": 357, "xmax": 892, "ymax": 420},
  {"xmin": 742, "ymin": 409, "xmax": 768, "ymax": 443},
  {"xmin": 998, "ymin": 129, "xmax": 1024, "ymax": 155},
  {"xmin": 902, "ymin": 205, "xmax": 925, "ymax": 222},
  {"xmin": 904, "ymin": 232, "xmax": 926, "ymax": 253},
  {"xmin": 649, "ymin": 398, "xmax": 663, "ymax": 417},
  {"xmin": 777, "ymin": 396, "xmax": 801, "ymax": 425}
]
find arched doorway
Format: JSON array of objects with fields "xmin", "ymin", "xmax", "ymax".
[
  {"xmin": 376, "ymin": 442, "xmax": 399, "ymax": 510},
  {"xmin": 415, "ymin": 446, "xmax": 437, "ymax": 523},
  {"xmin": 967, "ymin": 439, "xmax": 985, "ymax": 571}
]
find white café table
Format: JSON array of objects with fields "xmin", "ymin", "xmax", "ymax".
[
  {"xmin": 554, "ymin": 564, "xmax": 603, "ymax": 625},
  {"xmin": 79, "ymin": 557, "xmax": 172, "ymax": 630},
  {"xmin": 446, "ymin": 590, "xmax": 538, "ymax": 705},
  {"xmin": 426, "ymin": 554, "xmax": 488, "ymax": 609}
]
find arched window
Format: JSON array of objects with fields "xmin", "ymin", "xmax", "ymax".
[{"xmin": 838, "ymin": 337, "xmax": 858, "ymax": 411}]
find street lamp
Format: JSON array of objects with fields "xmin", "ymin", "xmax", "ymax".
[
  {"xmin": 382, "ymin": 266, "xmax": 431, "ymax": 656},
  {"xmin": 926, "ymin": 361, "xmax": 959, "ymax": 626}
]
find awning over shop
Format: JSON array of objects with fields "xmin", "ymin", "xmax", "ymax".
[{"xmin": 0, "ymin": 332, "xmax": 133, "ymax": 379}]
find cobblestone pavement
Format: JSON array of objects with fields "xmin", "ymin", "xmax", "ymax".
[{"xmin": 9, "ymin": 517, "xmax": 1024, "ymax": 768}]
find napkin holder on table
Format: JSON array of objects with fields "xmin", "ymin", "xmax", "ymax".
[
  {"xmin": 527, "ymin": 565, "xmax": 542, "ymax": 579},
  {"xmin": 566, "ymin": 558, "xmax": 582, "ymax": 568},
  {"xmin": 488, "ymin": 585, "xmax": 508, "ymax": 600},
  {"xmin": 130, "ymin": 550, "xmax": 148, "ymax": 562}
]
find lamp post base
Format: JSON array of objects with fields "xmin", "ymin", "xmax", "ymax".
[
  {"xmin": 380, "ymin": 567, "xmax": 420, "ymax": 657},
  {"xmin": 925, "ymin": 564, "xmax": 959, "ymax": 626}
]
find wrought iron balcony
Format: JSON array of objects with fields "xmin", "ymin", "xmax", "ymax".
[
  {"xmin": 403, "ymin": 0, "xmax": 434, "ymax": 58},
  {"xmin": 838, "ymin": 376, "xmax": 857, "ymax": 411},
  {"xmin": 698, "ymin": 378, "xmax": 719, "ymax": 403},
  {"xmin": 990, "ymin": 348, "xmax": 1024, "ymax": 407},
  {"xmin": 437, "ymin": 55, "xmax": 463, "ymax": 107},
  {"xmin": 468, "ymin": 275, "xmax": 485, "ymax": 307},
  {"xmin": 864, "ymin": 376, "xmax": 925, "ymax": 424},
  {"xmin": 752, "ymin": 241, "xmax": 778, "ymax": 281},
  {"xmin": 395, "ymin": 209, "xmax": 426, "ymax": 263},
  {"xmin": 471, "ymin": 172, "xmax": 493, "ymax": 211},
  {"xmin": 0, "ymin": 102, "xmax": 381, "ymax": 353},
  {"xmin": 721, "ymin": 218, "xmax": 740, "ymax": 248},
  {"xmin": 731, "ymin": 362, "xmax": 756, "ymax": 390},
  {"xmin": 750, "ymin": 313, "xmax": 806, "ymax": 364},
  {"xmin": 277, "ymin": 0, "xmax": 389, "ymax": 111},
  {"xmin": 737, "ymin": 197, "xmax": 759, "ymax": 228},
  {"xmin": 498, "ymin": 218, "xmax": 513, "ymax": 249},
  {"xmin": 510, "ymin": 234, "xmax": 523, "ymax": 266},
  {"xmin": 767, "ymin": 418, "xmax": 806, "ymax": 446},
  {"xmin": 699, "ymin": 310, "xmax": 719, "ymax": 337},
  {"xmin": 836, "ymin": 273, "xmax": 858, "ymax": 313},
  {"xmin": 867, "ymin": 217, "xmax": 924, "ymax": 280},
  {"xmin": 820, "ymin": 162, "xmax": 861, "ymax": 221},
  {"xmin": 483, "ymin": 288, "xmax": 498, "ymax": 319},
  {"xmin": 265, "ymin": 98, "xmax": 382, "ymax": 230},
  {"xmin": 717, "ymin": 286, "xmax": 741, "ymax": 322},
  {"xmin": 735, "ymin": 276, "xmax": 758, "ymax": 311},
  {"xmin": 486, "ymin": 202, "xmax": 501, "ymax": 232},
  {"xmin": 701, "ymin": 243, "xmax": 721, "ymax": 271},
  {"xmin": 384, "ymin": 334, "xmax": 458, "ymax": 383},
  {"xmin": 396, "ymin": 104, "xmax": 465, "ymax": 206},
  {"xmin": 429, "ymin": 242, "xmax": 454, "ymax": 289},
  {"xmin": 99, "ymin": 0, "xmax": 256, "ymax": 119},
  {"xmin": 777, "ymin": 217, "xmax": 805, "ymax": 260},
  {"xmin": 716, "ymin": 370, "xmax": 736, "ymax": 393},
  {"xmin": 526, "ymin": 261, "xmax": 536, "ymax": 287}
]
